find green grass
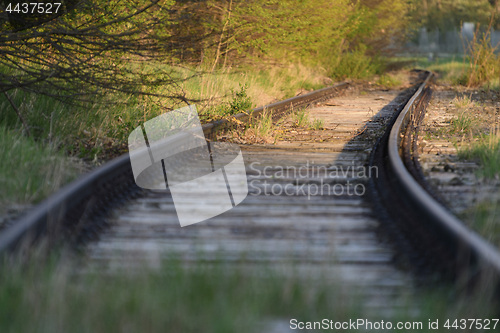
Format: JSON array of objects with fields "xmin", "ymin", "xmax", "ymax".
[
  {"xmin": 0, "ymin": 125, "xmax": 77, "ymax": 211},
  {"xmin": 459, "ymin": 133, "xmax": 500, "ymax": 179},
  {"xmin": 255, "ymin": 110, "xmax": 274, "ymax": 137},
  {"xmin": 0, "ymin": 253, "xmax": 498, "ymax": 333},
  {"xmin": 292, "ymin": 108, "xmax": 310, "ymax": 128},
  {"xmin": 0, "ymin": 256, "xmax": 364, "ymax": 333},
  {"xmin": 443, "ymin": 95, "xmax": 490, "ymax": 138},
  {"xmin": 289, "ymin": 109, "xmax": 325, "ymax": 130},
  {"xmin": 461, "ymin": 201, "xmax": 500, "ymax": 247},
  {"xmin": 311, "ymin": 119, "xmax": 325, "ymax": 130},
  {"xmin": 449, "ymin": 112, "xmax": 477, "ymax": 134}
]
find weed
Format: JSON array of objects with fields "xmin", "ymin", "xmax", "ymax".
[
  {"xmin": 463, "ymin": 24, "xmax": 500, "ymax": 88},
  {"xmin": 388, "ymin": 55, "xmax": 468, "ymax": 85},
  {"xmin": 459, "ymin": 130, "xmax": 500, "ymax": 179},
  {"xmin": 311, "ymin": 119, "xmax": 325, "ymax": 130},
  {"xmin": 452, "ymin": 95, "xmax": 476, "ymax": 109},
  {"xmin": 212, "ymin": 84, "xmax": 254, "ymax": 118},
  {"xmin": 229, "ymin": 84, "xmax": 253, "ymax": 114},
  {"xmin": 255, "ymin": 110, "xmax": 274, "ymax": 137},
  {"xmin": 449, "ymin": 112, "xmax": 476, "ymax": 134},
  {"xmin": 292, "ymin": 109, "xmax": 310, "ymax": 128}
]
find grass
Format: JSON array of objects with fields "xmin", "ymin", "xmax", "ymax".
[
  {"xmin": 451, "ymin": 95, "xmax": 477, "ymax": 109},
  {"xmin": 391, "ymin": 29, "xmax": 500, "ymax": 90},
  {"xmin": 311, "ymin": 119, "xmax": 324, "ymax": 130},
  {"xmin": 459, "ymin": 131, "xmax": 500, "ymax": 179},
  {"xmin": 453, "ymin": 116, "xmax": 500, "ymax": 249},
  {"xmin": 224, "ymin": 110, "xmax": 281, "ymax": 144},
  {"xmin": 449, "ymin": 112, "xmax": 477, "ymax": 134},
  {"xmin": 175, "ymin": 63, "xmax": 328, "ymax": 120},
  {"xmin": 0, "ymin": 125, "xmax": 77, "ymax": 213},
  {"xmin": 461, "ymin": 201, "xmax": 500, "ymax": 247},
  {"xmin": 447, "ymin": 96, "xmax": 481, "ymax": 135},
  {"xmin": 0, "ymin": 252, "xmax": 498, "ymax": 333},
  {"xmin": 219, "ymin": 105, "xmax": 327, "ymax": 144},
  {"xmin": 0, "ymin": 255, "xmax": 364, "ymax": 333},
  {"xmin": 254, "ymin": 110, "xmax": 274, "ymax": 137},
  {"xmin": 290, "ymin": 109, "xmax": 325, "ymax": 130},
  {"xmin": 437, "ymin": 93, "xmax": 496, "ymax": 141}
]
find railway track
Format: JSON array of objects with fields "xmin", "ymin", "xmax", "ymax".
[
  {"xmin": 3, "ymin": 70, "xmax": 500, "ymax": 312},
  {"xmin": 83, "ymin": 82, "xmax": 416, "ymax": 313}
]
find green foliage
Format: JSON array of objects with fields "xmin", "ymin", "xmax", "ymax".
[
  {"xmin": 211, "ymin": 84, "xmax": 253, "ymax": 117},
  {"xmin": 255, "ymin": 110, "xmax": 274, "ymax": 137},
  {"xmin": 0, "ymin": 0, "xmax": 414, "ymax": 212},
  {"xmin": 174, "ymin": 0, "xmax": 408, "ymax": 79},
  {"xmin": 0, "ymin": 254, "xmax": 498, "ymax": 333},
  {"xmin": 228, "ymin": 84, "xmax": 253, "ymax": 115},
  {"xmin": 408, "ymin": 0, "xmax": 496, "ymax": 31},
  {"xmin": 0, "ymin": 0, "xmax": 179, "ymax": 101}
]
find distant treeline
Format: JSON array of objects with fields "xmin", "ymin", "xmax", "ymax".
[{"xmin": 408, "ymin": 0, "xmax": 500, "ymax": 32}]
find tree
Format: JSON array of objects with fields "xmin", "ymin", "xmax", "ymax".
[
  {"xmin": 408, "ymin": 0, "xmax": 496, "ymax": 31},
  {"xmin": 0, "ymin": 0, "xmax": 191, "ymax": 104}
]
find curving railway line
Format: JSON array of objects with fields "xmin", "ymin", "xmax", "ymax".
[{"xmin": 3, "ymin": 70, "xmax": 500, "ymax": 312}]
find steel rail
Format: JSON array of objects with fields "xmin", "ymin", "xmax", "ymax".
[
  {"xmin": 0, "ymin": 82, "xmax": 348, "ymax": 253},
  {"xmin": 386, "ymin": 71, "xmax": 500, "ymax": 284}
]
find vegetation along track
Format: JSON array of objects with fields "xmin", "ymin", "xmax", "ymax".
[{"xmin": 3, "ymin": 70, "xmax": 500, "ymax": 309}]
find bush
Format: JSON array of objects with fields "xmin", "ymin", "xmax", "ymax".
[
  {"xmin": 214, "ymin": 84, "xmax": 253, "ymax": 117},
  {"xmin": 328, "ymin": 47, "xmax": 384, "ymax": 80}
]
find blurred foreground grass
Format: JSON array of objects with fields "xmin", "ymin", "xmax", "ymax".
[{"xmin": 0, "ymin": 253, "xmax": 497, "ymax": 333}]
